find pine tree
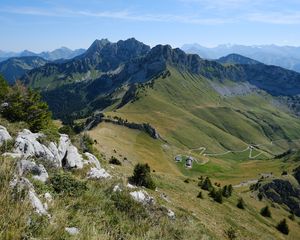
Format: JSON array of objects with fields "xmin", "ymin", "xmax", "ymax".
[
  {"xmin": 214, "ymin": 189, "xmax": 223, "ymax": 203},
  {"xmin": 237, "ymin": 198, "xmax": 245, "ymax": 209},
  {"xmin": 201, "ymin": 177, "xmax": 213, "ymax": 191},
  {"xmin": 129, "ymin": 163, "xmax": 156, "ymax": 190},
  {"xmin": 260, "ymin": 206, "xmax": 271, "ymax": 218},
  {"xmin": 197, "ymin": 191, "xmax": 204, "ymax": 199},
  {"xmin": 276, "ymin": 219, "xmax": 289, "ymax": 235}
]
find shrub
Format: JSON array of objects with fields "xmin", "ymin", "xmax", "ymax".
[
  {"xmin": 58, "ymin": 125, "xmax": 75, "ymax": 136},
  {"xmin": 129, "ymin": 163, "xmax": 156, "ymax": 190},
  {"xmin": 260, "ymin": 206, "xmax": 271, "ymax": 218},
  {"xmin": 49, "ymin": 172, "xmax": 87, "ymax": 196},
  {"xmin": 214, "ymin": 189, "xmax": 223, "ymax": 204},
  {"xmin": 237, "ymin": 198, "xmax": 245, "ymax": 209},
  {"xmin": 225, "ymin": 227, "xmax": 237, "ymax": 240},
  {"xmin": 109, "ymin": 156, "xmax": 122, "ymax": 165},
  {"xmin": 1, "ymin": 81, "xmax": 52, "ymax": 132},
  {"xmin": 184, "ymin": 178, "xmax": 190, "ymax": 183},
  {"xmin": 288, "ymin": 212, "xmax": 295, "ymax": 221},
  {"xmin": 197, "ymin": 191, "xmax": 204, "ymax": 199},
  {"xmin": 222, "ymin": 185, "xmax": 230, "ymax": 197},
  {"xmin": 81, "ymin": 133, "xmax": 95, "ymax": 153},
  {"xmin": 111, "ymin": 191, "xmax": 148, "ymax": 220},
  {"xmin": 276, "ymin": 219, "xmax": 289, "ymax": 235},
  {"xmin": 200, "ymin": 177, "xmax": 213, "ymax": 191},
  {"xmin": 0, "ymin": 139, "xmax": 15, "ymax": 154}
]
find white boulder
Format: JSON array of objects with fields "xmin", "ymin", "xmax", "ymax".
[
  {"xmin": 18, "ymin": 160, "xmax": 49, "ymax": 183},
  {"xmin": 87, "ymin": 167, "xmax": 111, "ymax": 179},
  {"xmin": 13, "ymin": 129, "xmax": 84, "ymax": 169},
  {"xmin": 113, "ymin": 184, "xmax": 122, "ymax": 192},
  {"xmin": 130, "ymin": 190, "xmax": 155, "ymax": 205},
  {"xmin": 0, "ymin": 125, "xmax": 12, "ymax": 146},
  {"xmin": 28, "ymin": 190, "xmax": 49, "ymax": 216},
  {"xmin": 84, "ymin": 152, "xmax": 101, "ymax": 169},
  {"xmin": 167, "ymin": 209, "xmax": 175, "ymax": 219},
  {"xmin": 65, "ymin": 227, "xmax": 79, "ymax": 235}
]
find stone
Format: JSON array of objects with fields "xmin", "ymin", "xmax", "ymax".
[
  {"xmin": 65, "ymin": 227, "xmax": 79, "ymax": 235},
  {"xmin": 87, "ymin": 167, "xmax": 111, "ymax": 179},
  {"xmin": 28, "ymin": 190, "xmax": 49, "ymax": 216},
  {"xmin": 113, "ymin": 184, "xmax": 122, "ymax": 192},
  {"xmin": 64, "ymin": 145, "xmax": 83, "ymax": 169},
  {"xmin": 0, "ymin": 125, "xmax": 12, "ymax": 146},
  {"xmin": 126, "ymin": 183, "xmax": 137, "ymax": 189},
  {"xmin": 130, "ymin": 190, "xmax": 155, "ymax": 205},
  {"xmin": 18, "ymin": 160, "xmax": 49, "ymax": 183},
  {"xmin": 167, "ymin": 209, "xmax": 175, "ymax": 219},
  {"xmin": 44, "ymin": 192, "xmax": 53, "ymax": 202},
  {"xmin": 84, "ymin": 152, "xmax": 101, "ymax": 169}
]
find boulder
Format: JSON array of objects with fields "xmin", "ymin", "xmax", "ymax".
[
  {"xmin": 13, "ymin": 129, "xmax": 84, "ymax": 169},
  {"xmin": 130, "ymin": 190, "xmax": 155, "ymax": 205},
  {"xmin": 64, "ymin": 145, "xmax": 83, "ymax": 169},
  {"xmin": 87, "ymin": 167, "xmax": 111, "ymax": 179},
  {"xmin": 0, "ymin": 125, "xmax": 12, "ymax": 146},
  {"xmin": 29, "ymin": 190, "xmax": 49, "ymax": 216},
  {"xmin": 84, "ymin": 152, "xmax": 101, "ymax": 169},
  {"xmin": 18, "ymin": 159, "xmax": 49, "ymax": 183},
  {"xmin": 65, "ymin": 227, "xmax": 79, "ymax": 235},
  {"xmin": 113, "ymin": 184, "xmax": 122, "ymax": 192},
  {"xmin": 167, "ymin": 209, "xmax": 175, "ymax": 219}
]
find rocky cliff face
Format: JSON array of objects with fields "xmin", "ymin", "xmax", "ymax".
[{"xmin": 252, "ymin": 167, "xmax": 300, "ymax": 216}]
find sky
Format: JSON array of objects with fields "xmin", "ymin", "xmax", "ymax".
[{"xmin": 1, "ymin": 0, "xmax": 300, "ymax": 52}]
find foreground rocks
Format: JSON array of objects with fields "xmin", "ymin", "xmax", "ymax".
[{"xmin": 0, "ymin": 125, "xmax": 12, "ymax": 146}]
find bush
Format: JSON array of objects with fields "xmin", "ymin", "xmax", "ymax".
[
  {"xmin": 111, "ymin": 191, "xmax": 148, "ymax": 220},
  {"xmin": 222, "ymin": 185, "xmax": 233, "ymax": 198},
  {"xmin": 260, "ymin": 206, "xmax": 271, "ymax": 218},
  {"xmin": 200, "ymin": 177, "xmax": 213, "ymax": 191},
  {"xmin": 197, "ymin": 191, "xmax": 204, "ymax": 199},
  {"xmin": 225, "ymin": 227, "xmax": 237, "ymax": 240},
  {"xmin": 49, "ymin": 172, "xmax": 87, "ymax": 196},
  {"xmin": 129, "ymin": 163, "xmax": 156, "ymax": 190},
  {"xmin": 237, "ymin": 198, "xmax": 245, "ymax": 209},
  {"xmin": 184, "ymin": 178, "xmax": 190, "ymax": 183},
  {"xmin": 0, "ymin": 139, "xmax": 15, "ymax": 154},
  {"xmin": 109, "ymin": 156, "xmax": 122, "ymax": 165},
  {"xmin": 214, "ymin": 189, "xmax": 223, "ymax": 203},
  {"xmin": 1, "ymin": 81, "xmax": 52, "ymax": 132},
  {"xmin": 276, "ymin": 219, "xmax": 289, "ymax": 235},
  {"xmin": 81, "ymin": 133, "xmax": 95, "ymax": 153}
]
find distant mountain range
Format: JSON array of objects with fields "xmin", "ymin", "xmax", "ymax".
[
  {"xmin": 182, "ymin": 44, "xmax": 300, "ymax": 72},
  {"xmin": 0, "ymin": 47, "xmax": 86, "ymax": 62},
  {"xmin": 15, "ymin": 38, "xmax": 300, "ymax": 124},
  {"xmin": 0, "ymin": 56, "xmax": 49, "ymax": 84}
]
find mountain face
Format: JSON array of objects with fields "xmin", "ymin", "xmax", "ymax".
[
  {"xmin": 0, "ymin": 56, "xmax": 48, "ymax": 84},
  {"xmin": 0, "ymin": 47, "xmax": 85, "ymax": 62},
  {"xmin": 182, "ymin": 44, "xmax": 300, "ymax": 72},
  {"xmin": 20, "ymin": 39, "xmax": 300, "ymax": 129}
]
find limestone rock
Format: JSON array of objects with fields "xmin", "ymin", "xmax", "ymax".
[
  {"xmin": 130, "ymin": 190, "xmax": 155, "ymax": 205},
  {"xmin": 64, "ymin": 145, "xmax": 83, "ymax": 169},
  {"xmin": 65, "ymin": 227, "xmax": 79, "ymax": 235},
  {"xmin": 167, "ymin": 209, "xmax": 175, "ymax": 219},
  {"xmin": 0, "ymin": 125, "xmax": 12, "ymax": 146},
  {"xmin": 29, "ymin": 190, "xmax": 49, "ymax": 216},
  {"xmin": 84, "ymin": 152, "xmax": 101, "ymax": 169},
  {"xmin": 87, "ymin": 167, "xmax": 111, "ymax": 179},
  {"xmin": 18, "ymin": 159, "xmax": 49, "ymax": 183}
]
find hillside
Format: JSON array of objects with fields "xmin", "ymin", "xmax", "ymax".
[{"xmin": 0, "ymin": 56, "xmax": 48, "ymax": 84}]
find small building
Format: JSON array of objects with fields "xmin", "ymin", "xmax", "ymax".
[{"xmin": 186, "ymin": 157, "xmax": 193, "ymax": 168}]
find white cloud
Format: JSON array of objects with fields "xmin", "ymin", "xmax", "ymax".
[
  {"xmin": 0, "ymin": 7, "xmax": 232, "ymax": 25},
  {"xmin": 246, "ymin": 11, "xmax": 300, "ymax": 24}
]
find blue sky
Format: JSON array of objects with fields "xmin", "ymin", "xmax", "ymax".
[{"xmin": 1, "ymin": 0, "xmax": 300, "ymax": 51}]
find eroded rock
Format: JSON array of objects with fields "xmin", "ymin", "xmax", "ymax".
[
  {"xmin": 87, "ymin": 167, "xmax": 111, "ymax": 179},
  {"xmin": 0, "ymin": 125, "xmax": 12, "ymax": 146}
]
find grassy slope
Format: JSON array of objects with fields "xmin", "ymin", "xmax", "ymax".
[{"xmin": 109, "ymin": 67, "xmax": 300, "ymax": 156}]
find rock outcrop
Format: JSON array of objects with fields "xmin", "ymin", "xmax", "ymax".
[
  {"xmin": 87, "ymin": 167, "xmax": 111, "ymax": 179},
  {"xmin": 13, "ymin": 129, "xmax": 84, "ymax": 169},
  {"xmin": 252, "ymin": 166, "xmax": 300, "ymax": 216},
  {"xmin": 18, "ymin": 159, "xmax": 49, "ymax": 183},
  {"xmin": 130, "ymin": 190, "xmax": 155, "ymax": 205},
  {"xmin": 0, "ymin": 125, "xmax": 12, "ymax": 146}
]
